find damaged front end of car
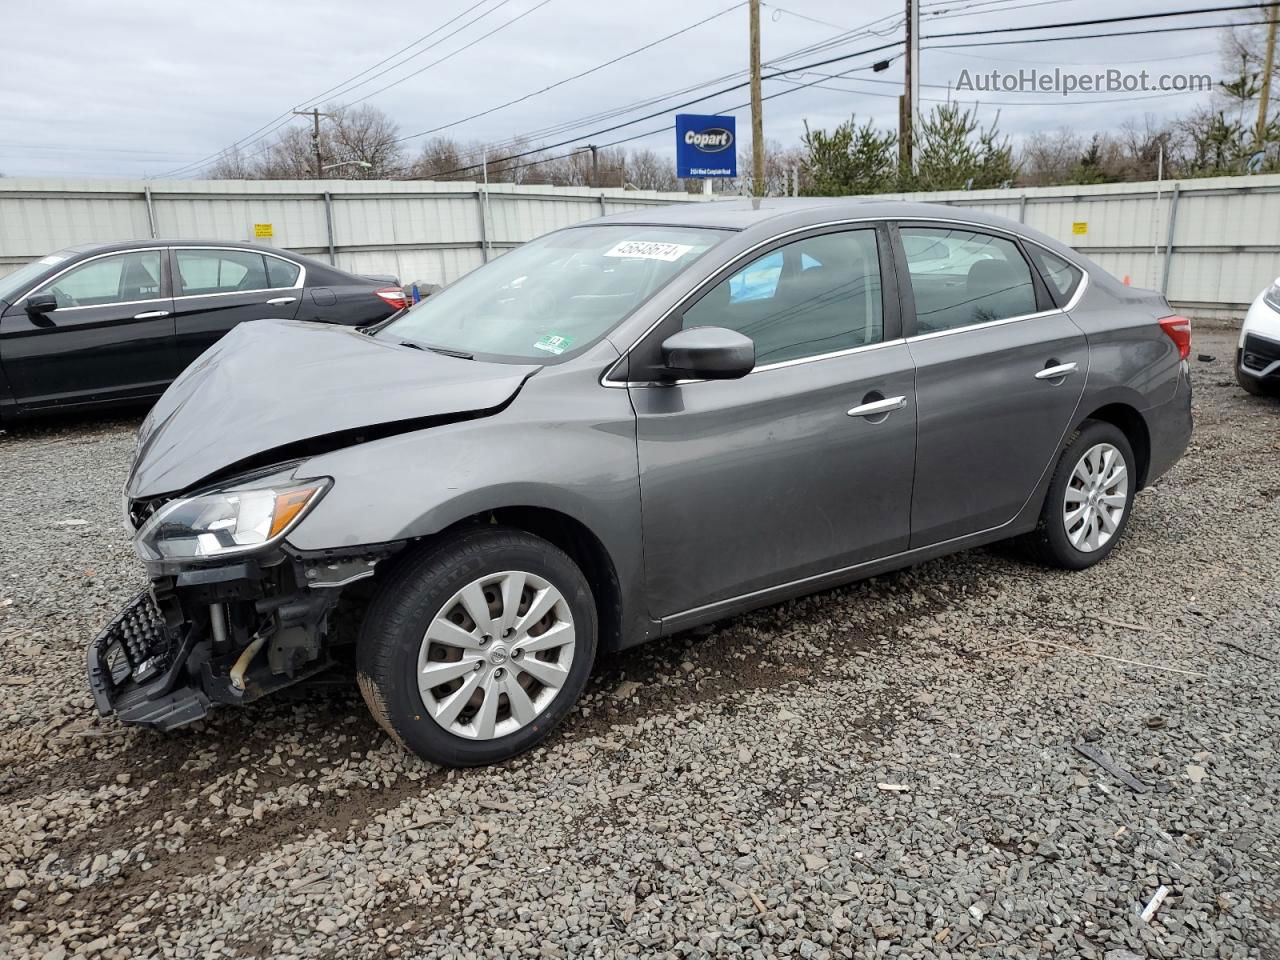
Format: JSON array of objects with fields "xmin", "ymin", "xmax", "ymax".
[{"xmin": 88, "ymin": 464, "xmax": 400, "ymax": 731}]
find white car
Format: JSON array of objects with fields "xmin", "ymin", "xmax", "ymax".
[{"xmin": 1238, "ymin": 278, "xmax": 1280, "ymax": 397}]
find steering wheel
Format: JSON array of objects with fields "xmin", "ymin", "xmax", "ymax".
[{"xmin": 48, "ymin": 285, "xmax": 78, "ymax": 308}]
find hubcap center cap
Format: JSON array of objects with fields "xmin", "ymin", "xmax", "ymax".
[{"xmin": 488, "ymin": 645, "xmax": 509, "ymax": 666}]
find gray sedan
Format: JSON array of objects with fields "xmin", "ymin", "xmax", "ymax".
[{"xmin": 90, "ymin": 199, "xmax": 1192, "ymax": 767}]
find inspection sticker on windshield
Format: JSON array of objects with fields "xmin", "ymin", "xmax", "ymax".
[
  {"xmin": 604, "ymin": 240, "xmax": 694, "ymax": 262},
  {"xmin": 533, "ymin": 333, "xmax": 575, "ymax": 355}
]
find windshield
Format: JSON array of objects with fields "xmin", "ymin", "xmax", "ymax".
[
  {"xmin": 0, "ymin": 251, "xmax": 75, "ymax": 304},
  {"xmin": 381, "ymin": 225, "xmax": 724, "ymax": 361}
]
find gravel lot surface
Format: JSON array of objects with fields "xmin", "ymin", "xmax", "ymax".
[{"xmin": 0, "ymin": 325, "xmax": 1276, "ymax": 960}]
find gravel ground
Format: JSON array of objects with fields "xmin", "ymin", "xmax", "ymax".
[{"xmin": 0, "ymin": 325, "xmax": 1276, "ymax": 960}]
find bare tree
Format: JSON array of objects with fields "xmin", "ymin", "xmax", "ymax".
[
  {"xmin": 1020, "ymin": 128, "xmax": 1082, "ymax": 186},
  {"xmin": 327, "ymin": 104, "xmax": 405, "ymax": 178},
  {"xmin": 208, "ymin": 103, "xmax": 405, "ymax": 179},
  {"xmin": 621, "ymin": 149, "xmax": 679, "ymax": 191},
  {"xmin": 409, "ymin": 136, "xmax": 467, "ymax": 179}
]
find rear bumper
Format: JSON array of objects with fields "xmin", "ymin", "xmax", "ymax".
[{"xmin": 1143, "ymin": 362, "xmax": 1193, "ymax": 487}]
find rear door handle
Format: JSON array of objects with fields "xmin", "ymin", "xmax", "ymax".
[
  {"xmin": 266, "ymin": 296, "xmax": 297, "ymax": 305},
  {"xmin": 132, "ymin": 310, "xmax": 170, "ymax": 319},
  {"xmin": 847, "ymin": 395, "xmax": 907, "ymax": 418},
  {"xmin": 1035, "ymin": 362, "xmax": 1078, "ymax": 380}
]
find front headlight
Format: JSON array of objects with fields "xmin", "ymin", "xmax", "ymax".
[
  {"xmin": 1264, "ymin": 277, "xmax": 1280, "ymax": 313},
  {"xmin": 135, "ymin": 473, "xmax": 331, "ymax": 561}
]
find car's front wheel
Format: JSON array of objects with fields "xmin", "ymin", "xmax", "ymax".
[
  {"xmin": 1022, "ymin": 420, "xmax": 1136, "ymax": 570},
  {"xmin": 357, "ymin": 526, "xmax": 596, "ymax": 767}
]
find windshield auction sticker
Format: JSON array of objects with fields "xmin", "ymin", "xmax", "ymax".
[
  {"xmin": 604, "ymin": 240, "xmax": 694, "ymax": 262},
  {"xmin": 533, "ymin": 333, "xmax": 575, "ymax": 355}
]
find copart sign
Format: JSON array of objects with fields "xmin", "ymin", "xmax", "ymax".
[{"xmin": 675, "ymin": 113, "xmax": 738, "ymax": 179}]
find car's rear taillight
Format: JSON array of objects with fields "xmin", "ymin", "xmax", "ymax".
[
  {"xmin": 375, "ymin": 286, "xmax": 407, "ymax": 309},
  {"xmin": 1158, "ymin": 314, "xmax": 1192, "ymax": 360}
]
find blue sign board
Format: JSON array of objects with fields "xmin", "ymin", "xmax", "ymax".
[{"xmin": 675, "ymin": 114, "xmax": 737, "ymax": 179}]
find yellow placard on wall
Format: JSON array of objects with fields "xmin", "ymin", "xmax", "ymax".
[
  {"xmin": 254, "ymin": 223, "xmax": 274, "ymax": 239},
  {"xmin": 1071, "ymin": 221, "xmax": 1088, "ymax": 235}
]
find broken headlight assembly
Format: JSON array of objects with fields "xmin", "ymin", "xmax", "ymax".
[{"xmin": 134, "ymin": 470, "xmax": 331, "ymax": 561}]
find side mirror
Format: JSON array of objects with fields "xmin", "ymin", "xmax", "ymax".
[
  {"xmin": 660, "ymin": 326, "xmax": 755, "ymax": 380},
  {"xmin": 26, "ymin": 293, "xmax": 58, "ymax": 314}
]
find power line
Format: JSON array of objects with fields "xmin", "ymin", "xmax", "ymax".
[
  {"xmin": 160, "ymin": 0, "xmax": 548, "ymax": 178},
  {"xmin": 426, "ymin": 2, "xmax": 1264, "ymax": 175},
  {"xmin": 301, "ymin": 0, "xmax": 520, "ymax": 108},
  {"xmin": 152, "ymin": 0, "xmax": 516, "ymax": 178},
  {"xmin": 430, "ymin": 41, "xmax": 905, "ymax": 177},
  {"xmin": 292, "ymin": 0, "xmax": 509, "ymax": 111},
  {"xmin": 924, "ymin": 1, "xmax": 1280, "ymax": 40},
  {"xmin": 394, "ymin": 3, "xmax": 745, "ymax": 143},
  {"xmin": 411, "ymin": 4, "xmax": 915, "ymax": 166},
  {"xmin": 924, "ymin": 15, "xmax": 1276, "ymax": 49},
  {"xmin": 343, "ymin": 0, "xmax": 555, "ymax": 107}
]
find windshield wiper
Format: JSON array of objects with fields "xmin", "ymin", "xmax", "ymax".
[
  {"xmin": 398, "ymin": 339, "xmax": 473, "ymax": 360},
  {"xmin": 425, "ymin": 345, "xmax": 474, "ymax": 360}
]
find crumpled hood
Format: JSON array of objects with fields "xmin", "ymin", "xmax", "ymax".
[{"xmin": 127, "ymin": 319, "xmax": 538, "ymax": 498}]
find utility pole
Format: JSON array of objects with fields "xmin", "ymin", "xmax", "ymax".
[
  {"xmin": 1258, "ymin": 6, "xmax": 1278, "ymax": 146},
  {"xmin": 900, "ymin": 0, "xmax": 920, "ymax": 170},
  {"xmin": 587, "ymin": 144, "xmax": 599, "ymax": 188},
  {"xmin": 749, "ymin": 0, "xmax": 764, "ymax": 197},
  {"xmin": 292, "ymin": 108, "xmax": 329, "ymax": 179}
]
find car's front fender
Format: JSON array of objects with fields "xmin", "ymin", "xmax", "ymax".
[{"xmin": 284, "ymin": 361, "xmax": 651, "ymax": 645}]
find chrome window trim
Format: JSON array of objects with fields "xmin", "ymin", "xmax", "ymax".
[
  {"xmin": 172, "ymin": 246, "xmax": 306, "ymax": 298},
  {"xmin": 17, "ymin": 246, "xmax": 169, "ymax": 312},
  {"xmin": 617, "ymin": 337, "xmax": 908, "ymax": 388},
  {"xmin": 600, "ymin": 214, "xmax": 1094, "ymax": 388},
  {"xmin": 904, "ymin": 308, "xmax": 1062, "ymax": 342}
]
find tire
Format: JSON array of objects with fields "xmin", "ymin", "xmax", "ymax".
[
  {"xmin": 357, "ymin": 526, "xmax": 597, "ymax": 767},
  {"xmin": 1021, "ymin": 420, "xmax": 1136, "ymax": 571},
  {"xmin": 1237, "ymin": 353, "xmax": 1277, "ymax": 397}
]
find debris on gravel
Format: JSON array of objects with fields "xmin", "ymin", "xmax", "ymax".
[{"xmin": 0, "ymin": 327, "xmax": 1276, "ymax": 958}]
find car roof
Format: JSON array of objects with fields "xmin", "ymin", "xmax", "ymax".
[
  {"xmin": 56, "ymin": 239, "xmax": 338, "ymax": 271},
  {"xmin": 583, "ymin": 196, "xmax": 1086, "ymax": 265},
  {"xmin": 586, "ymin": 196, "xmax": 1028, "ymax": 233}
]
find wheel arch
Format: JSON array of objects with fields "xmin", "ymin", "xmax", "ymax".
[
  {"xmin": 378, "ymin": 503, "xmax": 627, "ymax": 654},
  {"xmin": 1078, "ymin": 401, "xmax": 1151, "ymax": 489}
]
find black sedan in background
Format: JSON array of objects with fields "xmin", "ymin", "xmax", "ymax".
[{"xmin": 0, "ymin": 240, "xmax": 407, "ymax": 418}]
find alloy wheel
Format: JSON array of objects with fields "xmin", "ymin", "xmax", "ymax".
[
  {"xmin": 1062, "ymin": 442, "xmax": 1128, "ymax": 553},
  {"xmin": 416, "ymin": 570, "xmax": 576, "ymax": 740}
]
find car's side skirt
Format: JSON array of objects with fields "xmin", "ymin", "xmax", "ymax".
[{"xmin": 657, "ymin": 512, "xmax": 1040, "ymax": 637}]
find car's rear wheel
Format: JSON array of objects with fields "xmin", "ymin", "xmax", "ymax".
[
  {"xmin": 1022, "ymin": 420, "xmax": 1135, "ymax": 570},
  {"xmin": 357, "ymin": 526, "xmax": 596, "ymax": 767}
]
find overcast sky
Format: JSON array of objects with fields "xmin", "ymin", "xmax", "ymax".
[{"xmin": 0, "ymin": 0, "xmax": 1254, "ymax": 180}]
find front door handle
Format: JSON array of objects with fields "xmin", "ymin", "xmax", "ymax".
[
  {"xmin": 133, "ymin": 310, "xmax": 170, "ymax": 319},
  {"xmin": 266, "ymin": 296, "xmax": 297, "ymax": 305},
  {"xmin": 847, "ymin": 395, "xmax": 907, "ymax": 418},
  {"xmin": 1035, "ymin": 362, "xmax": 1078, "ymax": 380}
]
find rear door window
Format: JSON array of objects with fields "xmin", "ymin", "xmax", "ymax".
[
  {"xmin": 899, "ymin": 226, "xmax": 1037, "ymax": 334},
  {"xmin": 176, "ymin": 249, "xmax": 270, "ymax": 295}
]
